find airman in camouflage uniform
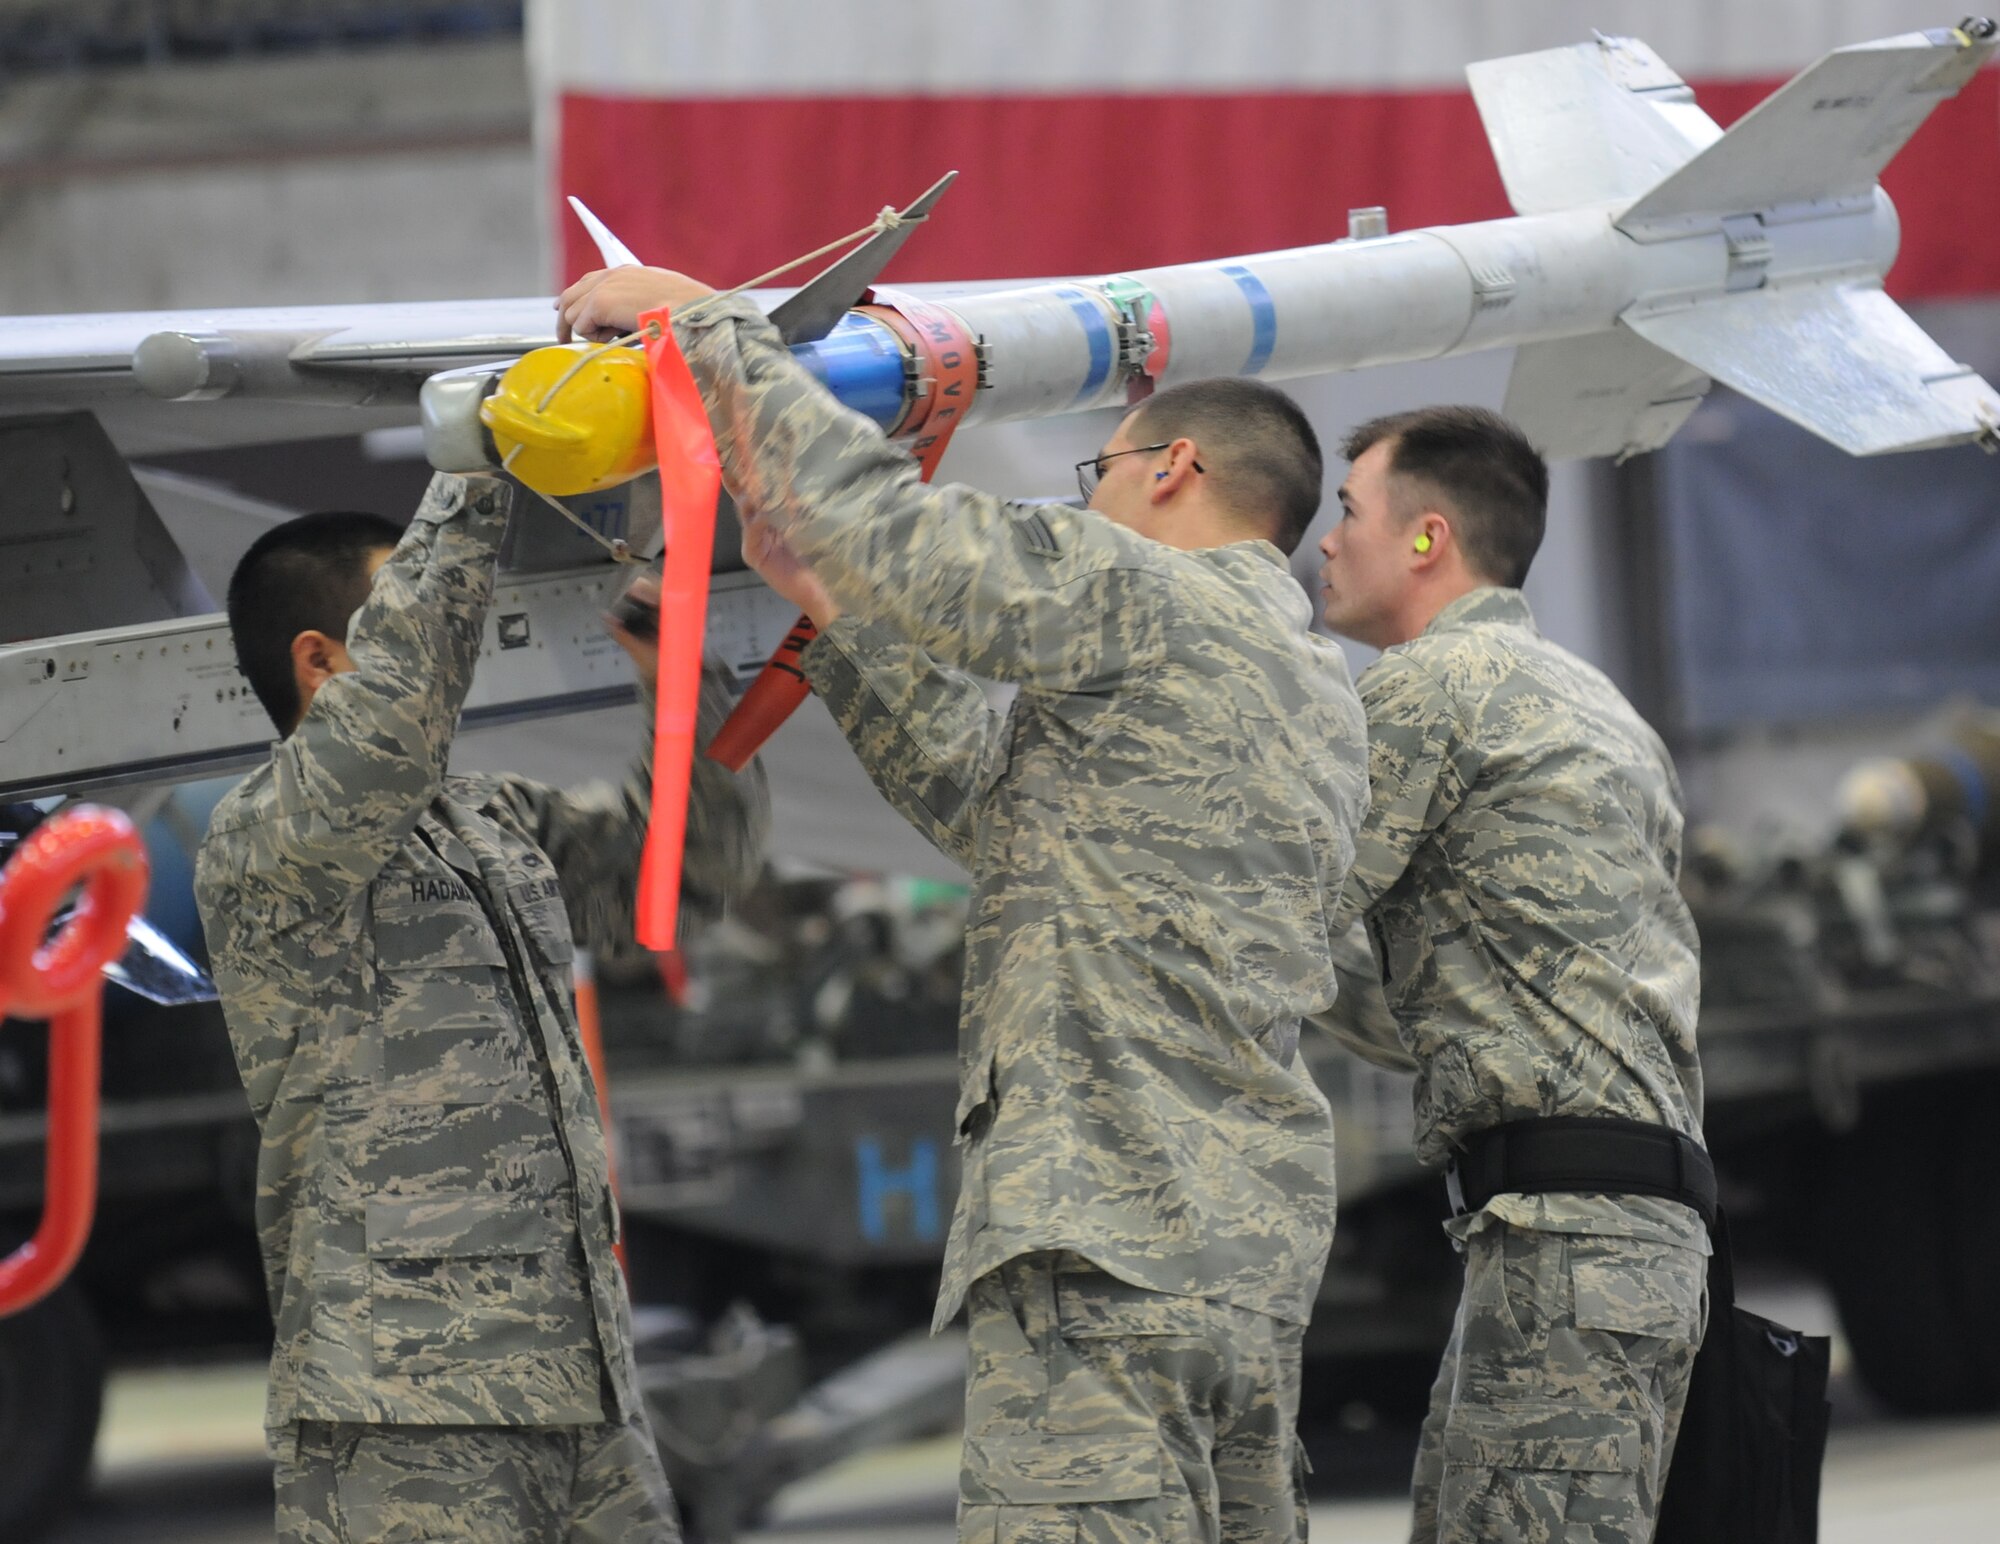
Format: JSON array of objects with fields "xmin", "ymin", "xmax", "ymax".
[
  {"xmin": 1313, "ymin": 406, "xmax": 1708, "ymax": 1544},
  {"xmin": 557, "ymin": 268, "xmax": 1370, "ymax": 1542},
  {"xmin": 194, "ymin": 473, "xmax": 768, "ymax": 1542}
]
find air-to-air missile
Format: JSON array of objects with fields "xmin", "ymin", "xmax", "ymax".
[{"xmin": 411, "ymin": 20, "xmax": 2000, "ymax": 480}]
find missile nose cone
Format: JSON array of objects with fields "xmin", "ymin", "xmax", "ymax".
[{"xmin": 133, "ymin": 331, "xmax": 240, "ymax": 401}]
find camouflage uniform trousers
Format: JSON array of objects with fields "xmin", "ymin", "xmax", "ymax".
[
  {"xmin": 1409, "ymin": 1216, "xmax": 1707, "ymax": 1544},
  {"xmin": 959, "ymin": 1251, "xmax": 1309, "ymax": 1543},
  {"xmin": 273, "ymin": 1409, "xmax": 680, "ymax": 1543}
]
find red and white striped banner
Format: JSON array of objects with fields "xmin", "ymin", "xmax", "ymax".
[{"xmin": 531, "ymin": 0, "xmax": 2000, "ymax": 299}]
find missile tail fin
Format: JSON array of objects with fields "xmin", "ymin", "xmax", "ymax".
[
  {"xmin": 1469, "ymin": 36, "xmax": 1717, "ymax": 216},
  {"xmin": 1618, "ymin": 27, "xmax": 1995, "ymax": 234},
  {"xmin": 1504, "ymin": 328, "xmax": 1710, "ymax": 462},
  {"xmin": 1623, "ymin": 285, "xmax": 2000, "ymax": 456}
]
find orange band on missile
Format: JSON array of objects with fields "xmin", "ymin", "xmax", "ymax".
[{"xmin": 859, "ymin": 287, "xmax": 982, "ymax": 475}]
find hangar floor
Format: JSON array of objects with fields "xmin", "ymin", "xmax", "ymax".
[{"xmin": 47, "ymin": 1278, "xmax": 2000, "ymax": 1544}]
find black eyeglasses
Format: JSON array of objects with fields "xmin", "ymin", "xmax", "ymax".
[{"xmin": 1074, "ymin": 443, "xmax": 1204, "ymax": 502}]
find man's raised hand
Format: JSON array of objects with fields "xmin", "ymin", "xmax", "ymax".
[{"xmin": 557, "ymin": 267, "xmax": 717, "ymax": 344}]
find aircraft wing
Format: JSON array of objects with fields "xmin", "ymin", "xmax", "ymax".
[{"xmin": 0, "ymin": 298, "xmax": 557, "ymax": 455}]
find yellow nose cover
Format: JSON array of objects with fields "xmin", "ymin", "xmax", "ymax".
[{"xmin": 480, "ymin": 344, "xmax": 657, "ymax": 497}]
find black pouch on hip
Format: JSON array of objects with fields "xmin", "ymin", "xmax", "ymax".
[{"xmin": 1656, "ymin": 1209, "xmax": 1831, "ymax": 1544}]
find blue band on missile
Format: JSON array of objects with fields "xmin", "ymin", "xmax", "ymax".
[
  {"xmin": 791, "ymin": 314, "xmax": 909, "ymax": 430},
  {"xmin": 1222, "ymin": 264, "xmax": 1277, "ymax": 375},
  {"xmin": 1056, "ymin": 287, "xmax": 1116, "ymax": 406}
]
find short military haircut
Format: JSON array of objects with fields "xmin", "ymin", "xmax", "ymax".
[
  {"xmin": 226, "ymin": 510, "xmax": 403, "ymax": 732},
  {"xmin": 1341, "ymin": 405, "xmax": 1548, "ymax": 587},
  {"xmin": 1122, "ymin": 377, "xmax": 1324, "ymax": 555}
]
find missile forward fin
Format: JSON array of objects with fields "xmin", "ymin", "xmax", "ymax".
[
  {"xmin": 1623, "ymin": 285, "xmax": 2000, "ymax": 455},
  {"xmin": 1503, "ymin": 327, "xmax": 1710, "ymax": 462},
  {"xmin": 568, "ymin": 196, "xmax": 644, "ymax": 269},
  {"xmin": 1468, "ymin": 36, "xmax": 1717, "ymax": 216},
  {"xmin": 1618, "ymin": 26, "xmax": 1996, "ymax": 235}
]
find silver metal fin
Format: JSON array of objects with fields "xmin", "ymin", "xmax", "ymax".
[
  {"xmin": 1468, "ymin": 37, "xmax": 1714, "ymax": 216},
  {"xmin": 1624, "ymin": 284, "xmax": 2000, "ymax": 455},
  {"xmin": 1504, "ymin": 327, "xmax": 1710, "ymax": 461},
  {"xmin": 1619, "ymin": 27, "xmax": 1996, "ymax": 235},
  {"xmin": 568, "ymin": 195, "xmax": 644, "ymax": 269},
  {"xmin": 766, "ymin": 171, "xmax": 957, "ymax": 345}
]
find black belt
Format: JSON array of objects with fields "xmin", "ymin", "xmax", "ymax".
[{"xmin": 1445, "ymin": 1116, "xmax": 1717, "ymax": 1226}]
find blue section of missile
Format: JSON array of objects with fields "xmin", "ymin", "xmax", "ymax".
[
  {"xmin": 791, "ymin": 313, "xmax": 909, "ymax": 429},
  {"xmin": 1222, "ymin": 264, "xmax": 1278, "ymax": 375},
  {"xmin": 1056, "ymin": 287, "xmax": 1117, "ymax": 406}
]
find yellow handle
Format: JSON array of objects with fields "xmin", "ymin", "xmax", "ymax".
[{"xmin": 480, "ymin": 394, "xmax": 589, "ymax": 449}]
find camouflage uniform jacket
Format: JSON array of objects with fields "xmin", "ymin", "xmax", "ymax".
[
  {"xmin": 194, "ymin": 474, "xmax": 767, "ymax": 1431},
  {"xmin": 1323, "ymin": 586, "xmax": 1707, "ymax": 1249},
  {"xmin": 675, "ymin": 295, "xmax": 1369, "ymax": 1330}
]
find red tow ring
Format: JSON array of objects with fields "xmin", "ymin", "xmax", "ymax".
[{"xmin": 0, "ymin": 807, "xmax": 148, "ymax": 1317}]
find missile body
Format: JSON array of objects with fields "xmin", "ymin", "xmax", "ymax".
[{"xmin": 799, "ymin": 195, "xmax": 1886, "ymax": 439}]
